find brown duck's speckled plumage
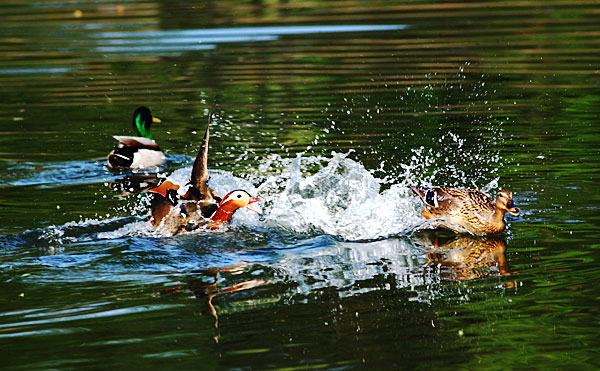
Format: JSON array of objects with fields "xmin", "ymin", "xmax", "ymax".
[
  {"xmin": 410, "ymin": 186, "xmax": 520, "ymax": 235},
  {"xmin": 150, "ymin": 193, "xmax": 216, "ymax": 236}
]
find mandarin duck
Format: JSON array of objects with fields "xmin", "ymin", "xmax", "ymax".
[
  {"xmin": 148, "ymin": 107, "xmax": 261, "ymax": 235},
  {"xmin": 410, "ymin": 186, "xmax": 519, "ymax": 235},
  {"xmin": 107, "ymin": 106, "xmax": 165, "ymax": 169}
]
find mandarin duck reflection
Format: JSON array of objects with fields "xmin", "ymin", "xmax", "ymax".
[
  {"xmin": 410, "ymin": 187, "xmax": 519, "ymax": 235},
  {"xmin": 148, "ymin": 107, "xmax": 261, "ymax": 235},
  {"xmin": 107, "ymin": 106, "xmax": 166, "ymax": 169},
  {"xmin": 160, "ymin": 267, "xmax": 266, "ymax": 343}
]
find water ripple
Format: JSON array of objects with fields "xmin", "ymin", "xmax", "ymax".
[{"xmin": 0, "ymin": 304, "xmax": 183, "ymax": 336}]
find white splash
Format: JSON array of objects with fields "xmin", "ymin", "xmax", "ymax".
[
  {"xmin": 95, "ymin": 220, "xmax": 155, "ymax": 240},
  {"xmin": 256, "ymin": 152, "xmax": 422, "ymax": 240}
]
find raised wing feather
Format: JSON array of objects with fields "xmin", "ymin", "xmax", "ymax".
[{"xmin": 190, "ymin": 101, "xmax": 215, "ymax": 200}]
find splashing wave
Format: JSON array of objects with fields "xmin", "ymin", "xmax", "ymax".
[{"xmin": 256, "ymin": 152, "xmax": 421, "ymax": 240}]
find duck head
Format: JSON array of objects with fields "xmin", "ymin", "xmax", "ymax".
[
  {"xmin": 217, "ymin": 190, "xmax": 262, "ymax": 214},
  {"xmin": 496, "ymin": 190, "xmax": 520, "ymax": 216},
  {"xmin": 208, "ymin": 190, "xmax": 262, "ymax": 229},
  {"xmin": 132, "ymin": 106, "xmax": 161, "ymax": 140}
]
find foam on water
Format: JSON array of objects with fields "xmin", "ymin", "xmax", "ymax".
[{"xmin": 257, "ymin": 152, "xmax": 422, "ymax": 240}]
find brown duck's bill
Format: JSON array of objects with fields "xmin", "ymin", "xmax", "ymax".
[
  {"xmin": 148, "ymin": 180, "xmax": 179, "ymax": 197},
  {"xmin": 508, "ymin": 207, "xmax": 520, "ymax": 216}
]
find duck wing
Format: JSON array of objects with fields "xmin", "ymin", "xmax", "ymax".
[
  {"xmin": 462, "ymin": 189, "xmax": 495, "ymax": 212},
  {"xmin": 188, "ymin": 101, "xmax": 221, "ymax": 216},
  {"xmin": 113, "ymin": 135, "xmax": 161, "ymax": 151},
  {"xmin": 410, "ymin": 186, "xmax": 466, "ymax": 215},
  {"xmin": 190, "ymin": 108, "xmax": 212, "ymax": 196}
]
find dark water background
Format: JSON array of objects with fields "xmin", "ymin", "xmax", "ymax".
[{"xmin": 1, "ymin": 1, "xmax": 599, "ymax": 369}]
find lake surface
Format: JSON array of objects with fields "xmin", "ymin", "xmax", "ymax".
[{"xmin": 1, "ymin": 0, "xmax": 599, "ymax": 369}]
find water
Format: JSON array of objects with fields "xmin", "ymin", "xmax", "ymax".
[{"xmin": 1, "ymin": 0, "xmax": 599, "ymax": 369}]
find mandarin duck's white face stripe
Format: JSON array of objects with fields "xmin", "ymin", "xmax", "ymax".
[
  {"xmin": 217, "ymin": 190, "xmax": 262, "ymax": 215},
  {"xmin": 219, "ymin": 190, "xmax": 250, "ymax": 206}
]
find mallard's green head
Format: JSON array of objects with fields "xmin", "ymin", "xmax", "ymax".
[{"xmin": 132, "ymin": 106, "xmax": 161, "ymax": 140}]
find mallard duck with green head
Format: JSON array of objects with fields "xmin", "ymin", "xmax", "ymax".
[
  {"xmin": 410, "ymin": 186, "xmax": 520, "ymax": 235},
  {"xmin": 107, "ymin": 106, "xmax": 165, "ymax": 169}
]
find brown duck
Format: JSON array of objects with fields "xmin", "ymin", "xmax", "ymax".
[
  {"xmin": 148, "ymin": 107, "xmax": 261, "ymax": 235},
  {"xmin": 410, "ymin": 187, "xmax": 519, "ymax": 235}
]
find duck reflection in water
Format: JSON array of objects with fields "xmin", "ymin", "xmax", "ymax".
[
  {"xmin": 160, "ymin": 266, "xmax": 265, "ymax": 343},
  {"xmin": 417, "ymin": 232, "xmax": 515, "ymax": 284},
  {"xmin": 109, "ymin": 173, "xmax": 160, "ymax": 197}
]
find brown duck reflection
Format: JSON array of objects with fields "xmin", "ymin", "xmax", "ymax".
[{"xmin": 419, "ymin": 233, "xmax": 513, "ymax": 282}]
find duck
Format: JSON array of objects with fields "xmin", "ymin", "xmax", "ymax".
[
  {"xmin": 147, "ymin": 106, "xmax": 261, "ymax": 235},
  {"xmin": 410, "ymin": 186, "xmax": 519, "ymax": 235},
  {"xmin": 107, "ymin": 106, "xmax": 166, "ymax": 169}
]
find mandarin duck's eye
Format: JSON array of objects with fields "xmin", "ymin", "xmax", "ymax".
[{"xmin": 237, "ymin": 194, "xmax": 242, "ymax": 198}]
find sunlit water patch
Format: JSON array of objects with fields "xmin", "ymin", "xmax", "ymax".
[
  {"xmin": 89, "ymin": 25, "xmax": 408, "ymax": 57},
  {"xmin": 0, "ymin": 160, "xmax": 110, "ymax": 188},
  {"xmin": 267, "ymin": 236, "xmax": 430, "ymax": 298}
]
